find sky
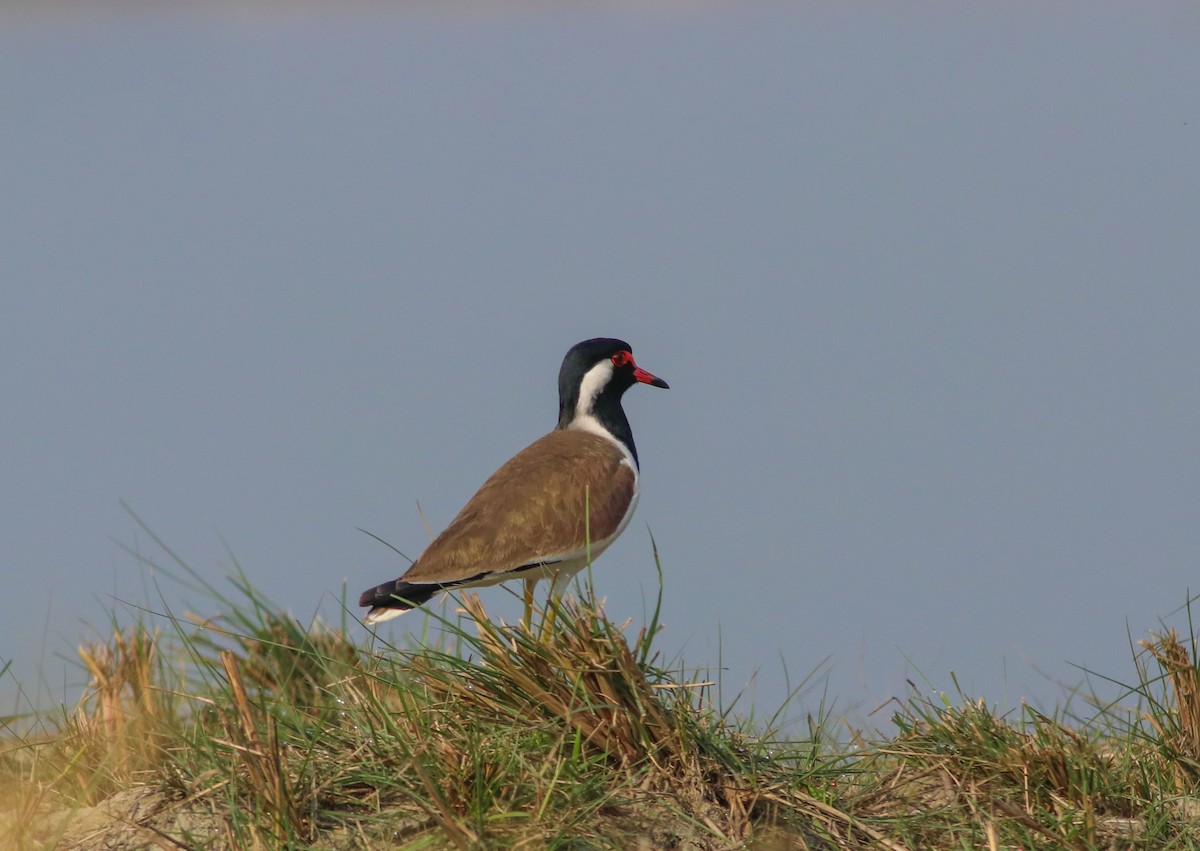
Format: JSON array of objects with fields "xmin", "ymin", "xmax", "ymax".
[{"xmin": 2, "ymin": 1, "xmax": 1198, "ymax": 732}]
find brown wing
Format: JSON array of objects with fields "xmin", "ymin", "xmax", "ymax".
[{"xmin": 398, "ymin": 430, "xmax": 636, "ymax": 584}]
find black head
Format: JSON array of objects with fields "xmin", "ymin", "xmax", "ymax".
[{"xmin": 556, "ymin": 338, "xmax": 668, "ymax": 464}]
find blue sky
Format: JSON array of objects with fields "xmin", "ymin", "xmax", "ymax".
[{"xmin": 2, "ymin": 1, "xmax": 1198, "ymax": 728}]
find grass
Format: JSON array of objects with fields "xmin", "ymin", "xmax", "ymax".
[{"xmin": 4, "ymin": 538, "xmax": 1200, "ymax": 849}]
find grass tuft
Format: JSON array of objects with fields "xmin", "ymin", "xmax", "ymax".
[{"xmin": 6, "ymin": 543, "xmax": 1200, "ymax": 849}]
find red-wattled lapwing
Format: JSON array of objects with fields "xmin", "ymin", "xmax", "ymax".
[{"xmin": 359, "ymin": 338, "xmax": 668, "ymax": 626}]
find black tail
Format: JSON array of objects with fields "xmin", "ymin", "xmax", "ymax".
[{"xmin": 358, "ymin": 579, "xmax": 440, "ymax": 621}]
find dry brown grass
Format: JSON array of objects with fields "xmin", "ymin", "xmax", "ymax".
[
  {"xmin": 6, "ymin": 576, "xmax": 1200, "ymax": 849},
  {"xmin": 1142, "ymin": 628, "xmax": 1200, "ymax": 795}
]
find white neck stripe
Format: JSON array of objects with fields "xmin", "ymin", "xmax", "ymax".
[{"xmin": 573, "ymin": 359, "xmax": 614, "ymax": 422}]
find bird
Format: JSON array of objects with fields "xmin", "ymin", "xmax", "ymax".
[{"xmin": 358, "ymin": 337, "xmax": 669, "ymax": 626}]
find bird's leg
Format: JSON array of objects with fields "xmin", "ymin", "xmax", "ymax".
[
  {"xmin": 538, "ymin": 572, "xmax": 564, "ymax": 641},
  {"xmin": 522, "ymin": 578, "xmax": 536, "ymax": 631}
]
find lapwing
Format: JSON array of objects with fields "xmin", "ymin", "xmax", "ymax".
[{"xmin": 359, "ymin": 337, "xmax": 668, "ymax": 626}]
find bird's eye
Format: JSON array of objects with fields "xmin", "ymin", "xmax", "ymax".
[{"xmin": 611, "ymin": 351, "xmax": 632, "ymax": 367}]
